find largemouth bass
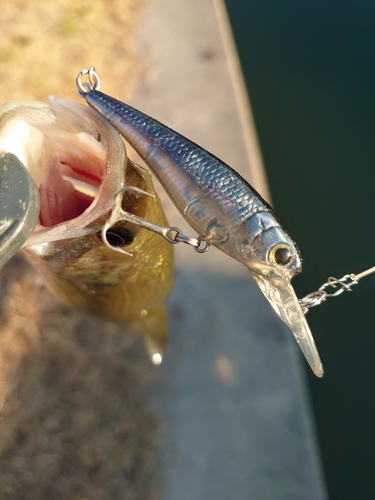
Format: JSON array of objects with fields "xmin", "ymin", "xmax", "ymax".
[
  {"xmin": 77, "ymin": 68, "xmax": 323, "ymax": 377},
  {"xmin": 0, "ymin": 98, "xmax": 174, "ymax": 361}
]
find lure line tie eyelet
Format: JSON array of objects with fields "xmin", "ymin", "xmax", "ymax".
[{"xmin": 76, "ymin": 67, "xmax": 101, "ymax": 96}]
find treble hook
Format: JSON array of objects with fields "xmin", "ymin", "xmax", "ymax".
[
  {"xmin": 102, "ymin": 187, "xmax": 210, "ymax": 255},
  {"xmin": 101, "ymin": 186, "xmax": 153, "ymax": 256}
]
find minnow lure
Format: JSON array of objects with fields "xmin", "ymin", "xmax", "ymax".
[{"xmin": 77, "ymin": 67, "xmax": 323, "ymax": 377}]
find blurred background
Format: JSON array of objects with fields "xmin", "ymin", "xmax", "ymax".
[
  {"xmin": 0, "ymin": 2, "xmax": 159, "ymax": 499},
  {"xmin": 1, "ymin": 0, "xmax": 374, "ymax": 498},
  {"xmin": 225, "ymin": 1, "xmax": 375, "ymax": 498}
]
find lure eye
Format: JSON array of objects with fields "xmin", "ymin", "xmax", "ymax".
[{"xmin": 269, "ymin": 244, "xmax": 293, "ymax": 267}]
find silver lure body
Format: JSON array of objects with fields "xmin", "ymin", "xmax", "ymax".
[
  {"xmin": 81, "ymin": 87, "xmax": 323, "ymax": 377},
  {"xmin": 84, "ymin": 91, "xmax": 285, "ymax": 265}
]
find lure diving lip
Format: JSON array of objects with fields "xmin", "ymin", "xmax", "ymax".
[{"xmin": 77, "ymin": 67, "xmax": 323, "ymax": 377}]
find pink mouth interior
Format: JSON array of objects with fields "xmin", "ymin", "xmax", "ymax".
[{"xmin": 38, "ymin": 148, "xmax": 104, "ymax": 227}]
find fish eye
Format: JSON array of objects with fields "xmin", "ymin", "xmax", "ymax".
[
  {"xmin": 269, "ymin": 244, "xmax": 293, "ymax": 267},
  {"xmin": 96, "ymin": 228, "xmax": 134, "ymax": 247}
]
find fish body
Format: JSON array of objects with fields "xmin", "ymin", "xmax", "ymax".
[
  {"xmin": 0, "ymin": 98, "xmax": 174, "ymax": 360},
  {"xmin": 81, "ymin": 86, "xmax": 323, "ymax": 377}
]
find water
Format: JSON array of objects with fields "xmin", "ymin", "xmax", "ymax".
[{"xmin": 225, "ymin": 1, "xmax": 375, "ymax": 498}]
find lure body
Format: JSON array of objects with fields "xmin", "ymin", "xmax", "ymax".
[
  {"xmin": 82, "ymin": 87, "xmax": 324, "ymax": 377},
  {"xmin": 84, "ymin": 91, "xmax": 270, "ymax": 259}
]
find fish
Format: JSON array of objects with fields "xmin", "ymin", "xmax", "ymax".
[
  {"xmin": 0, "ymin": 98, "xmax": 174, "ymax": 362},
  {"xmin": 77, "ymin": 68, "xmax": 323, "ymax": 377}
]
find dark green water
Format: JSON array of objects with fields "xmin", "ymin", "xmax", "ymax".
[{"xmin": 225, "ymin": 1, "xmax": 375, "ymax": 499}]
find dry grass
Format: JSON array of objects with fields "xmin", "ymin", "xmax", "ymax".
[
  {"xmin": 0, "ymin": 0, "xmax": 146, "ymax": 102},
  {"xmin": 0, "ymin": 2, "xmax": 165, "ymax": 498}
]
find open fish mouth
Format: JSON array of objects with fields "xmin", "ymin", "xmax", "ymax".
[{"xmin": 0, "ymin": 97, "xmax": 126, "ymax": 251}]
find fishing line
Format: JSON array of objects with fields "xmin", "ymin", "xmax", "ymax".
[{"xmin": 299, "ymin": 265, "xmax": 375, "ymax": 313}]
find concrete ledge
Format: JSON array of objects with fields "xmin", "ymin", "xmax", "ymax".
[{"xmin": 128, "ymin": 0, "xmax": 328, "ymax": 498}]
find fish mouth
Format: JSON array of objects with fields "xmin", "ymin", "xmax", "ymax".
[
  {"xmin": 249, "ymin": 267, "xmax": 324, "ymax": 377},
  {"xmin": 0, "ymin": 97, "xmax": 126, "ymax": 247}
]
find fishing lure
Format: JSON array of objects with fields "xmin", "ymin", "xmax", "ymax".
[{"xmin": 76, "ymin": 67, "xmax": 324, "ymax": 377}]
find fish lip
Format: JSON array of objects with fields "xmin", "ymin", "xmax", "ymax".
[{"xmin": 249, "ymin": 266, "xmax": 324, "ymax": 377}]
